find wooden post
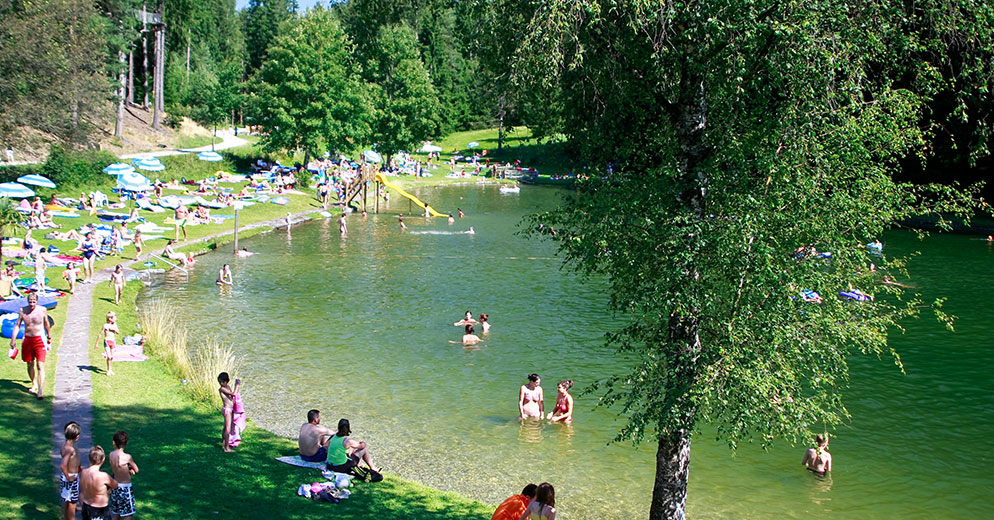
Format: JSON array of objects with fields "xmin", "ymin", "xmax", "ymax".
[{"xmin": 233, "ymin": 208, "xmax": 239, "ymax": 252}]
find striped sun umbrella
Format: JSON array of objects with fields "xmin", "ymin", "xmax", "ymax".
[
  {"xmin": 0, "ymin": 182, "xmax": 36, "ymax": 198},
  {"xmin": 363, "ymin": 150, "xmax": 382, "ymax": 163},
  {"xmin": 198, "ymin": 151, "xmax": 224, "ymax": 162},
  {"xmin": 104, "ymin": 162, "xmax": 136, "ymax": 175},
  {"xmin": 116, "ymin": 171, "xmax": 152, "ymax": 192},
  {"xmin": 16, "ymin": 174, "xmax": 57, "ymax": 189},
  {"xmin": 133, "ymin": 158, "xmax": 166, "ymax": 172}
]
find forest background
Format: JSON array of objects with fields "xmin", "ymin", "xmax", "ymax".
[{"xmin": 0, "ymin": 0, "xmax": 989, "ymax": 191}]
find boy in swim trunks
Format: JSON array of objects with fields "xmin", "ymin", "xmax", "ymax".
[
  {"xmin": 109, "ymin": 430, "xmax": 139, "ymax": 520},
  {"xmin": 80, "ymin": 445, "xmax": 118, "ymax": 520},
  {"xmin": 174, "ymin": 206, "xmax": 188, "ymax": 240},
  {"xmin": 94, "ymin": 312, "xmax": 119, "ymax": 376},
  {"xmin": 60, "ymin": 422, "xmax": 82, "ymax": 520},
  {"xmin": 10, "ymin": 293, "xmax": 52, "ymax": 398}
]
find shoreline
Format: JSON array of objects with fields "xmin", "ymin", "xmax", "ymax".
[{"xmin": 115, "ymin": 195, "xmax": 497, "ymax": 517}]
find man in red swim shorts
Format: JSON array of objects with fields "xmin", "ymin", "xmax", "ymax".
[{"xmin": 10, "ymin": 293, "xmax": 52, "ymax": 399}]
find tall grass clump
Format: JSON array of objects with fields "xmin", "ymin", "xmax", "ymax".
[{"xmin": 137, "ymin": 300, "xmax": 240, "ymax": 405}]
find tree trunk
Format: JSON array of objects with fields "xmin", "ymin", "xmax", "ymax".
[
  {"xmin": 497, "ymin": 93, "xmax": 506, "ymax": 151},
  {"xmin": 649, "ymin": 430, "xmax": 693, "ymax": 520},
  {"xmin": 115, "ymin": 50, "xmax": 126, "ymax": 138},
  {"xmin": 143, "ymin": 32, "xmax": 149, "ymax": 108},
  {"xmin": 646, "ymin": 65, "xmax": 710, "ymax": 520},
  {"xmin": 127, "ymin": 50, "xmax": 133, "ymax": 105}
]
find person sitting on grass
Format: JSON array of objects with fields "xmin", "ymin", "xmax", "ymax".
[
  {"xmin": 299, "ymin": 409, "xmax": 336, "ymax": 462},
  {"xmin": 325, "ymin": 418, "xmax": 380, "ymax": 475},
  {"xmin": 163, "ymin": 241, "xmax": 192, "ymax": 266}
]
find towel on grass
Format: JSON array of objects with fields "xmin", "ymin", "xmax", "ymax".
[
  {"xmin": 276, "ymin": 456, "xmax": 327, "ymax": 470},
  {"xmin": 112, "ymin": 343, "xmax": 148, "ymax": 362}
]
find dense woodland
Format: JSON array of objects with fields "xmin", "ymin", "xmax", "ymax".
[{"xmin": 1, "ymin": 0, "xmax": 988, "ymax": 181}]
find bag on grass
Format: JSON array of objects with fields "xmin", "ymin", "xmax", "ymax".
[{"xmin": 350, "ymin": 466, "xmax": 383, "ymax": 483}]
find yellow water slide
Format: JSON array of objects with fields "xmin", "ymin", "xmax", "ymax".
[{"xmin": 374, "ymin": 173, "xmax": 447, "ymax": 217}]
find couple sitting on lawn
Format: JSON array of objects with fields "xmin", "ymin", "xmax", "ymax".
[{"xmin": 298, "ymin": 409, "xmax": 380, "ymax": 474}]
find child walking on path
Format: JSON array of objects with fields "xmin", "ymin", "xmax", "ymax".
[
  {"xmin": 63, "ymin": 263, "xmax": 79, "ymax": 295},
  {"xmin": 110, "ymin": 265, "xmax": 125, "ymax": 305},
  {"xmin": 94, "ymin": 312, "xmax": 119, "ymax": 376},
  {"xmin": 109, "ymin": 430, "xmax": 139, "ymax": 520}
]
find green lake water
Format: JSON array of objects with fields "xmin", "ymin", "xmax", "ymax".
[{"xmin": 139, "ymin": 184, "xmax": 994, "ymax": 519}]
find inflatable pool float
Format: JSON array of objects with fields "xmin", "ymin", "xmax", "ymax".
[
  {"xmin": 1, "ymin": 314, "xmax": 25, "ymax": 339},
  {"xmin": 499, "ymin": 185, "xmax": 521, "ymax": 193},
  {"xmin": 840, "ymin": 291, "xmax": 872, "ymax": 302},
  {"xmin": 14, "ymin": 277, "xmax": 47, "ymax": 287}
]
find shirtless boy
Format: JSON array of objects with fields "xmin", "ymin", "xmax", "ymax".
[
  {"xmin": 80, "ymin": 445, "xmax": 118, "ymax": 520},
  {"xmin": 299, "ymin": 409, "xmax": 336, "ymax": 462},
  {"xmin": 94, "ymin": 312, "xmax": 119, "ymax": 376},
  {"xmin": 60, "ymin": 422, "xmax": 82, "ymax": 520},
  {"xmin": 109, "ymin": 431, "xmax": 139, "ymax": 520},
  {"xmin": 10, "ymin": 293, "xmax": 52, "ymax": 398},
  {"xmin": 802, "ymin": 433, "xmax": 833, "ymax": 476}
]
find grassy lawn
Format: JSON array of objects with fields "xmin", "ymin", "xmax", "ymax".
[{"xmin": 1, "ymin": 138, "xmax": 505, "ymax": 519}]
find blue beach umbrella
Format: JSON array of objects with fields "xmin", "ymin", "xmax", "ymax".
[
  {"xmin": 16, "ymin": 174, "xmax": 57, "ymax": 189},
  {"xmin": 0, "ymin": 182, "xmax": 36, "ymax": 198},
  {"xmin": 197, "ymin": 151, "xmax": 223, "ymax": 162},
  {"xmin": 116, "ymin": 171, "xmax": 152, "ymax": 192},
  {"xmin": 133, "ymin": 158, "xmax": 166, "ymax": 172},
  {"xmin": 104, "ymin": 162, "xmax": 136, "ymax": 175},
  {"xmin": 363, "ymin": 150, "xmax": 382, "ymax": 163}
]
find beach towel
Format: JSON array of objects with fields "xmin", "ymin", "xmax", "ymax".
[
  {"xmin": 229, "ymin": 393, "xmax": 246, "ymax": 447},
  {"xmin": 136, "ymin": 199, "xmax": 166, "ymax": 213},
  {"xmin": 111, "ymin": 343, "xmax": 148, "ymax": 362},
  {"xmin": 276, "ymin": 456, "xmax": 327, "ymax": 470}
]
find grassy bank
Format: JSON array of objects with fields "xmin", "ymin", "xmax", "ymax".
[{"xmin": 0, "ymin": 137, "xmax": 513, "ymax": 520}]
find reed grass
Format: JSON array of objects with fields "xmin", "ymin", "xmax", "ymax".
[{"xmin": 137, "ymin": 299, "xmax": 239, "ymax": 405}]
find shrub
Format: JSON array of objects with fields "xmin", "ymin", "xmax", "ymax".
[
  {"xmin": 40, "ymin": 145, "xmax": 117, "ymax": 190},
  {"xmin": 138, "ymin": 300, "xmax": 240, "ymax": 406}
]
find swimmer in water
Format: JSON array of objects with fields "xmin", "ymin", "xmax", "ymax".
[
  {"xmin": 547, "ymin": 380, "xmax": 574, "ymax": 422},
  {"xmin": 479, "ymin": 313, "xmax": 490, "ymax": 334},
  {"xmin": 467, "ymin": 227, "xmax": 475, "ymax": 234},
  {"xmin": 460, "ymin": 324, "xmax": 481, "ymax": 345},
  {"xmin": 235, "ymin": 248, "xmax": 253, "ymax": 257},
  {"xmin": 457, "ymin": 208, "xmax": 464, "ymax": 218},
  {"xmin": 217, "ymin": 264, "xmax": 232, "ymax": 286},
  {"xmin": 398, "ymin": 214, "xmax": 407, "ymax": 230},
  {"xmin": 454, "ymin": 311, "xmax": 478, "ymax": 327},
  {"xmin": 447, "ymin": 214, "xmax": 455, "ymax": 224},
  {"xmin": 802, "ymin": 433, "xmax": 833, "ymax": 476}
]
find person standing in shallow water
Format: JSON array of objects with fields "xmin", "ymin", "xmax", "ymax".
[
  {"xmin": 802, "ymin": 433, "xmax": 833, "ymax": 476},
  {"xmin": 519, "ymin": 374, "xmax": 544, "ymax": 420}
]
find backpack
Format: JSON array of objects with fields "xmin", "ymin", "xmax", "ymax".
[{"xmin": 350, "ymin": 466, "xmax": 383, "ymax": 483}]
